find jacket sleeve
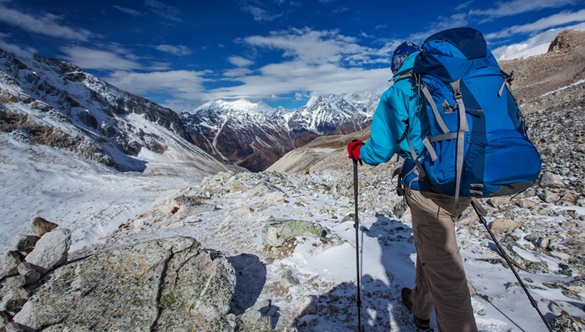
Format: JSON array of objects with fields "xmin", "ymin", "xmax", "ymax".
[{"xmin": 359, "ymin": 87, "xmax": 408, "ymax": 166}]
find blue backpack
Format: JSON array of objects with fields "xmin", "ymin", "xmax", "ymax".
[{"xmin": 400, "ymin": 27, "xmax": 541, "ymax": 201}]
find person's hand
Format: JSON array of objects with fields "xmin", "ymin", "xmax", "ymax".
[{"xmin": 347, "ymin": 139, "xmax": 364, "ymax": 162}]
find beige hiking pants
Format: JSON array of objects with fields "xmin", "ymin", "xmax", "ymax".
[{"xmin": 404, "ymin": 188, "xmax": 478, "ymax": 332}]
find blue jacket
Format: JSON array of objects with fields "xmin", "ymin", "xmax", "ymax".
[{"xmin": 359, "ymin": 51, "xmax": 429, "ymax": 166}]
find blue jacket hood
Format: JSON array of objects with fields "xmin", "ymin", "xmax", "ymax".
[{"xmin": 392, "ymin": 51, "xmax": 420, "ymax": 79}]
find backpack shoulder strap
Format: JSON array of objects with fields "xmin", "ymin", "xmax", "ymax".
[{"xmin": 392, "ymin": 70, "xmax": 414, "ymax": 83}]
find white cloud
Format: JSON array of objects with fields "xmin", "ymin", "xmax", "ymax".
[
  {"xmin": 154, "ymin": 44, "xmax": 192, "ymax": 56},
  {"xmin": 60, "ymin": 46, "xmax": 141, "ymax": 71},
  {"xmin": 207, "ymin": 59, "xmax": 391, "ymax": 101},
  {"xmin": 113, "ymin": 6, "xmax": 144, "ymax": 17},
  {"xmin": 199, "ymin": 28, "xmax": 396, "ymax": 102},
  {"xmin": 144, "ymin": 0, "xmax": 182, "ymax": 22},
  {"xmin": 0, "ymin": 32, "xmax": 36, "ymax": 57},
  {"xmin": 331, "ymin": 6, "xmax": 350, "ymax": 14},
  {"xmin": 454, "ymin": 1, "xmax": 474, "ymax": 11},
  {"xmin": 240, "ymin": 0, "xmax": 285, "ymax": 22},
  {"xmin": 469, "ymin": 0, "xmax": 578, "ymax": 18},
  {"xmin": 223, "ymin": 67, "xmax": 253, "ymax": 77},
  {"xmin": 243, "ymin": 28, "xmax": 375, "ymax": 65},
  {"xmin": 406, "ymin": 13, "xmax": 470, "ymax": 43},
  {"xmin": 486, "ymin": 9, "xmax": 585, "ymax": 40},
  {"xmin": 493, "ymin": 21, "xmax": 585, "ymax": 59},
  {"xmin": 0, "ymin": 3, "xmax": 92, "ymax": 41},
  {"xmin": 104, "ymin": 70, "xmax": 209, "ymax": 102},
  {"xmin": 228, "ymin": 56, "xmax": 254, "ymax": 67}
]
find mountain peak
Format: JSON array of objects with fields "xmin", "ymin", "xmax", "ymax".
[{"xmin": 196, "ymin": 98, "xmax": 275, "ymax": 115}]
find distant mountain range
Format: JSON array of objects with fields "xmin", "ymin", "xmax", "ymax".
[
  {"xmin": 182, "ymin": 93, "xmax": 377, "ymax": 171},
  {"xmin": 0, "ymin": 48, "xmax": 379, "ymax": 172}
]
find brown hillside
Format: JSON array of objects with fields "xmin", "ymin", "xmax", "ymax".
[{"xmin": 499, "ymin": 30, "xmax": 585, "ymax": 103}]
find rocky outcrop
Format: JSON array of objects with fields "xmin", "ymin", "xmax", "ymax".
[
  {"xmin": 1, "ymin": 217, "xmax": 70, "ymax": 329},
  {"xmin": 13, "ymin": 237, "xmax": 236, "ymax": 331},
  {"xmin": 1, "ymin": 216, "xmax": 278, "ymax": 332}
]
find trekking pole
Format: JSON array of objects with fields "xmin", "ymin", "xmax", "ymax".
[
  {"xmin": 352, "ymin": 159, "xmax": 363, "ymax": 332},
  {"xmin": 471, "ymin": 199, "xmax": 553, "ymax": 332}
]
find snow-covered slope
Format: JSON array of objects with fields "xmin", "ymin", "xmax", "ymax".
[
  {"xmin": 0, "ymin": 48, "xmax": 233, "ymax": 174},
  {"xmin": 0, "ymin": 48, "xmax": 242, "ymax": 251}
]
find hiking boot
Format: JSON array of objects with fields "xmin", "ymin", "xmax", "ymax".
[{"xmin": 401, "ymin": 288, "xmax": 431, "ymax": 330}]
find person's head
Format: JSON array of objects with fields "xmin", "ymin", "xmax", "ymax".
[{"xmin": 391, "ymin": 41, "xmax": 419, "ymax": 74}]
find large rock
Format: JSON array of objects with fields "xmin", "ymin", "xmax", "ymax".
[
  {"xmin": 30, "ymin": 217, "xmax": 59, "ymax": 237},
  {"xmin": 24, "ymin": 229, "xmax": 71, "ymax": 275},
  {"xmin": 0, "ymin": 251, "xmax": 22, "ymax": 281},
  {"xmin": 13, "ymin": 237, "xmax": 236, "ymax": 331},
  {"xmin": 540, "ymin": 171, "xmax": 565, "ymax": 189},
  {"xmin": 490, "ymin": 218, "xmax": 520, "ymax": 233},
  {"xmin": 0, "ymin": 275, "xmax": 28, "ymax": 312},
  {"xmin": 9, "ymin": 235, "xmax": 40, "ymax": 251}
]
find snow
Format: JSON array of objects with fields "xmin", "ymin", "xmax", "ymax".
[
  {"xmin": 542, "ymin": 79, "xmax": 585, "ymax": 97},
  {"xmin": 0, "ymin": 134, "xmax": 203, "ymax": 252},
  {"xmin": 3, "ymin": 138, "xmax": 581, "ymax": 331}
]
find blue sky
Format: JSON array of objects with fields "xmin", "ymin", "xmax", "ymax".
[{"xmin": 1, "ymin": 0, "xmax": 584, "ymax": 111}]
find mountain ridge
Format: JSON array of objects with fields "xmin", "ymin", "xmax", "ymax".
[{"xmin": 182, "ymin": 91, "xmax": 378, "ymax": 171}]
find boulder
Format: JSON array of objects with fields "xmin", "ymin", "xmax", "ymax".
[
  {"xmin": 539, "ymin": 189, "xmax": 560, "ymax": 203},
  {"xmin": 540, "ymin": 171, "xmax": 565, "ymax": 189},
  {"xmin": 0, "ymin": 312, "xmax": 9, "ymax": 330},
  {"xmin": 517, "ymin": 199, "xmax": 537, "ymax": 209},
  {"xmin": 30, "ymin": 217, "xmax": 59, "ymax": 237},
  {"xmin": 490, "ymin": 218, "xmax": 519, "ymax": 233},
  {"xmin": 13, "ymin": 237, "xmax": 236, "ymax": 332},
  {"xmin": 24, "ymin": 230, "xmax": 71, "ymax": 275},
  {"xmin": 10, "ymin": 235, "xmax": 40, "ymax": 251},
  {"xmin": 4, "ymin": 322, "xmax": 25, "ymax": 332},
  {"xmin": 0, "ymin": 251, "xmax": 22, "ymax": 281},
  {"xmin": 236, "ymin": 309, "xmax": 273, "ymax": 332},
  {"xmin": 17, "ymin": 262, "xmax": 41, "ymax": 285},
  {"xmin": 550, "ymin": 314, "xmax": 585, "ymax": 332},
  {"xmin": 263, "ymin": 219, "xmax": 327, "ymax": 248},
  {"xmin": 0, "ymin": 276, "xmax": 28, "ymax": 312}
]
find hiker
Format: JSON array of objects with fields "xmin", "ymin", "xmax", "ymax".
[{"xmin": 347, "ymin": 40, "xmax": 478, "ymax": 331}]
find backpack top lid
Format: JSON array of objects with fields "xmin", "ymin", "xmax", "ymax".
[{"xmin": 414, "ymin": 27, "xmax": 497, "ymax": 83}]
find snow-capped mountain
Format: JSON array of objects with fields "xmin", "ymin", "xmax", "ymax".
[
  {"xmin": 289, "ymin": 92, "xmax": 376, "ymax": 134},
  {"xmin": 0, "ymin": 48, "xmax": 233, "ymax": 175},
  {"xmin": 182, "ymin": 92, "xmax": 378, "ymax": 171}
]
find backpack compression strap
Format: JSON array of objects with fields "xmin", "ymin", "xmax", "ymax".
[
  {"xmin": 418, "ymin": 79, "xmax": 469, "ymax": 207},
  {"xmin": 451, "ymin": 80, "xmax": 469, "ymax": 207}
]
